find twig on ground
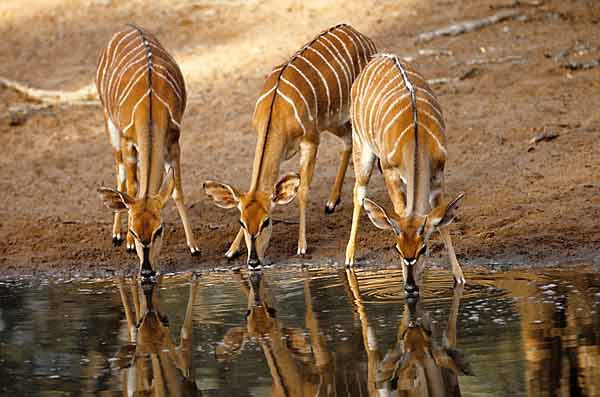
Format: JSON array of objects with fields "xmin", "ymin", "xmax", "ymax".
[
  {"xmin": 563, "ymin": 59, "xmax": 600, "ymax": 71},
  {"xmin": 527, "ymin": 130, "xmax": 559, "ymax": 151},
  {"xmin": 415, "ymin": 9, "xmax": 522, "ymax": 43},
  {"xmin": 0, "ymin": 77, "xmax": 98, "ymax": 105},
  {"xmin": 273, "ymin": 218, "xmax": 299, "ymax": 225},
  {"xmin": 467, "ymin": 55, "xmax": 526, "ymax": 65}
]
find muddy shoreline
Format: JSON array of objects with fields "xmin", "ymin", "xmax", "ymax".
[{"xmin": 1, "ymin": 0, "xmax": 599, "ymax": 279}]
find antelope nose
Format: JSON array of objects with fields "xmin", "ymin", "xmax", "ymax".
[
  {"xmin": 404, "ymin": 282, "xmax": 419, "ymax": 295},
  {"xmin": 140, "ymin": 268, "xmax": 156, "ymax": 280},
  {"xmin": 247, "ymin": 258, "xmax": 261, "ymax": 270}
]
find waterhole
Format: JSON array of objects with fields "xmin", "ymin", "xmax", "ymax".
[{"xmin": 1, "ymin": 266, "xmax": 599, "ymax": 396}]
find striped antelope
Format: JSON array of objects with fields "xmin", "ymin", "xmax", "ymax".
[
  {"xmin": 216, "ymin": 271, "xmax": 335, "ymax": 396},
  {"xmin": 96, "ymin": 25, "xmax": 199, "ymax": 277},
  {"xmin": 343, "ymin": 268, "xmax": 472, "ymax": 396},
  {"xmin": 115, "ymin": 275, "xmax": 200, "ymax": 395},
  {"xmin": 345, "ymin": 53, "xmax": 465, "ymax": 292},
  {"xmin": 204, "ymin": 24, "xmax": 376, "ymax": 268}
]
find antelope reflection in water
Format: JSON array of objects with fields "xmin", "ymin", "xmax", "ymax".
[
  {"xmin": 114, "ymin": 275, "xmax": 200, "ymax": 396},
  {"xmin": 216, "ymin": 271, "xmax": 348, "ymax": 396},
  {"xmin": 343, "ymin": 268, "xmax": 472, "ymax": 396}
]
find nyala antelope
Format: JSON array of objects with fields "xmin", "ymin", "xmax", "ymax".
[
  {"xmin": 96, "ymin": 25, "xmax": 199, "ymax": 277},
  {"xmin": 204, "ymin": 24, "xmax": 376, "ymax": 268},
  {"xmin": 344, "ymin": 268, "xmax": 472, "ymax": 396},
  {"xmin": 345, "ymin": 54, "xmax": 465, "ymax": 292},
  {"xmin": 114, "ymin": 275, "xmax": 199, "ymax": 396},
  {"xmin": 216, "ymin": 271, "xmax": 334, "ymax": 396}
]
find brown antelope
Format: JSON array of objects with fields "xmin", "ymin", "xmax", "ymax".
[
  {"xmin": 204, "ymin": 24, "xmax": 376, "ymax": 268},
  {"xmin": 114, "ymin": 275, "xmax": 200, "ymax": 396},
  {"xmin": 345, "ymin": 53, "xmax": 465, "ymax": 292},
  {"xmin": 96, "ymin": 25, "xmax": 199, "ymax": 277},
  {"xmin": 216, "ymin": 271, "xmax": 335, "ymax": 396},
  {"xmin": 344, "ymin": 268, "xmax": 472, "ymax": 396}
]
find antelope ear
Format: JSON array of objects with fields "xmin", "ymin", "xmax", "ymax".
[
  {"xmin": 431, "ymin": 193, "xmax": 465, "ymax": 228},
  {"xmin": 363, "ymin": 198, "xmax": 398, "ymax": 232},
  {"xmin": 215, "ymin": 327, "xmax": 246, "ymax": 362},
  {"xmin": 272, "ymin": 173, "xmax": 300, "ymax": 205},
  {"xmin": 203, "ymin": 180, "xmax": 241, "ymax": 209},
  {"xmin": 157, "ymin": 167, "xmax": 176, "ymax": 206},
  {"xmin": 98, "ymin": 187, "xmax": 134, "ymax": 211}
]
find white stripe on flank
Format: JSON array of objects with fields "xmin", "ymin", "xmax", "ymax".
[
  {"xmin": 102, "ymin": 30, "xmax": 137, "ymax": 90},
  {"xmin": 418, "ymin": 107, "xmax": 445, "ymax": 131},
  {"xmin": 367, "ymin": 66, "xmax": 398, "ymax": 133},
  {"xmin": 153, "ymin": 91, "xmax": 182, "ymax": 127},
  {"xmin": 281, "ymin": 77, "xmax": 314, "ymax": 121},
  {"xmin": 307, "ymin": 46, "xmax": 342, "ymax": 116},
  {"xmin": 388, "ymin": 123, "xmax": 414, "ymax": 161},
  {"xmin": 382, "ymin": 102, "xmax": 412, "ymax": 137},
  {"xmin": 419, "ymin": 122, "xmax": 447, "ymax": 155},
  {"xmin": 253, "ymin": 84, "xmax": 277, "ymax": 118},
  {"xmin": 320, "ymin": 36, "xmax": 351, "ymax": 96},
  {"xmin": 109, "ymin": 56, "xmax": 147, "ymax": 105},
  {"xmin": 416, "ymin": 96, "xmax": 443, "ymax": 120},
  {"xmin": 121, "ymin": 90, "xmax": 151, "ymax": 133},
  {"xmin": 339, "ymin": 27, "xmax": 369, "ymax": 68},
  {"xmin": 152, "ymin": 67, "xmax": 183, "ymax": 104},
  {"xmin": 289, "ymin": 63, "xmax": 319, "ymax": 121},
  {"xmin": 328, "ymin": 32, "xmax": 356, "ymax": 79},
  {"xmin": 276, "ymin": 90, "xmax": 306, "ymax": 134},
  {"xmin": 298, "ymin": 55, "xmax": 331, "ymax": 117}
]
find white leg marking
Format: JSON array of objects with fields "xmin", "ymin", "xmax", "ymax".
[{"xmin": 108, "ymin": 118, "xmax": 121, "ymax": 150}]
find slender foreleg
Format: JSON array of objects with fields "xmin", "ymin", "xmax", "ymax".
[
  {"xmin": 439, "ymin": 227, "xmax": 465, "ymax": 285},
  {"xmin": 123, "ymin": 141, "xmax": 138, "ymax": 252},
  {"xmin": 325, "ymin": 122, "xmax": 352, "ymax": 214},
  {"xmin": 297, "ymin": 140, "xmax": 319, "ymax": 256},
  {"xmin": 226, "ymin": 228, "xmax": 244, "ymax": 259},
  {"xmin": 345, "ymin": 140, "xmax": 375, "ymax": 266},
  {"xmin": 168, "ymin": 142, "xmax": 200, "ymax": 256}
]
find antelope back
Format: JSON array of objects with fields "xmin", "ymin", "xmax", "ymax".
[
  {"xmin": 252, "ymin": 24, "xmax": 376, "ymax": 168},
  {"xmin": 96, "ymin": 24, "xmax": 186, "ymax": 135},
  {"xmin": 351, "ymin": 54, "xmax": 446, "ymax": 166}
]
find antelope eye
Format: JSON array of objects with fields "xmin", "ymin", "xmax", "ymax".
[
  {"xmin": 239, "ymin": 219, "xmax": 246, "ymax": 229},
  {"xmin": 417, "ymin": 246, "xmax": 427, "ymax": 258},
  {"xmin": 129, "ymin": 229, "xmax": 139, "ymax": 240},
  {"xmin": 394, "ymin": 245, "xmax": 402, "ymax": 255},
  {"xmin": 260, "ymin": 218, "xmax": 271, "ymax": 231}
]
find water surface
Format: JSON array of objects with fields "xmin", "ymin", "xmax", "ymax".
[{"xmin": 1, "ymin": 266, "xmax": 599, "ymax": 396}]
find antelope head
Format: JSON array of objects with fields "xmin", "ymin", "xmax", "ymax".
[
  {"xmin": 378, "ymin": 294, "xmax": 473, "ymax": 391},
  {"xmin": 98, "ymin": 169, "xmax": 175, "ymax": 278},
  {"xmin": 362, "ymin": 193, "xmax": 464, "ymax": 294},
  {"xmin": 203, "ymin": 173, "xmax": 300, "ymax": 269}
]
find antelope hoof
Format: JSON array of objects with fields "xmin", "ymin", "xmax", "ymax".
[
  {"xmin": 126, "ymin": 242, "xmax": 136, "ymax": 252},
  {"xmin": 453, "ymin": 274, "xmax": 466, "ymax": 286},
  {"xmin": 189, "ymin": 246, "xmax": 200, "ymax": 256},
  {"xmin": 225, "ymin": 249, "xmax": 241, "ymax": 260},
  {"xmin": 324, "ymin": 198, "xmax": 340, "ymax": 214},
  {"xmin": 297, "ymin": 242, "xmax": 307, "ymax": 256},
  {"xmin": 112, "ymin": 234, "xmax": 124, "ymax": 247}
]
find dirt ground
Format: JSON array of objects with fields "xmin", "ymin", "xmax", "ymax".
[{"xmin": 0, "ymin": 0, "xmax": 599, "ymax": 279}]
